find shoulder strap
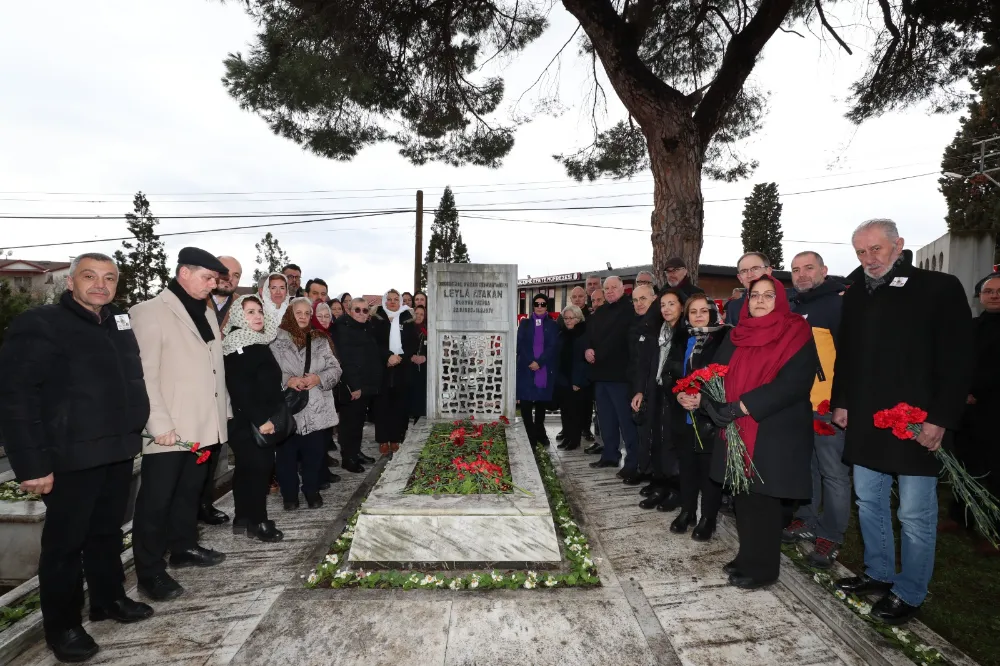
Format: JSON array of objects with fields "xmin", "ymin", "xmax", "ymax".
[{"xmin": 304, "ymin": 335, "xmax": 312, "ymax": 374}]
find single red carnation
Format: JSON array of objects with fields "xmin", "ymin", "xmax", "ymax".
[
  {"xmin": 816, "ymin": 400, "xmax": 831, "ymax": 416},
  {"xmin": 813, "ymin": 419, "xmax": 836, "ymax": 436},
  {"xmin": 195, "ymin": 451, "xmax": 211, "ymax": 465}
]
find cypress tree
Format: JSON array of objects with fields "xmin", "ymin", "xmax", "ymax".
[
  {"xmin": 252, "ymin": 232, "xmax": 290, "ymax": 284},
  {"xmin": 112, "ymin": 192, "xmax": 170, "ymax": 307},
  {"xmin": 421, "ymin": 186, "xmax": 471, "ymax": 288},
  {"xmin": 740, "ymin": 182, "xmax": 784, "ymax": 270}
]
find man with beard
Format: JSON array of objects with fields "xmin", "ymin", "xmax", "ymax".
[
  {"xmin": 782, "ymin": 250, "xmax": 850, "ymax": 569},
  {"xmin": 624, "ymin": 284, "xmax": 658, "ymax": 483},
  {"xmin": 208, "ymin": 256, "xmax": 242, "ymax": 332},
  {"xmin": 832, "ymin": 219, "xmax": 973, "ymax": 624},
  {"xmin": 282, "ymin": 263, "xmax": 304, "ymax": 298},
  {"xmin": 0, "ymin": 253, "xmax": 154, "ymax": 662},
  {"xmin": 662, "ymin": 257, "xmax": 703, "ymax": 298},
  {"xmin": 130, "ymin": 248, "xmax": 230, "ymax": 601},
  {"xmin": 305, "ymin": 278, "xmax": 329, "ymax": 303}
]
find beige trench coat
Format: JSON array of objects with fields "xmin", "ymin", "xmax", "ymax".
[{"xmin": 130, "ymin": 289, "xmax": 229, "ymax": 454}]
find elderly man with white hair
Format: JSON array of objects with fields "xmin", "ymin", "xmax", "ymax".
[
  {"xmin": 584, "ymin": 276, "xmax": 640, "ymax": 472},
  {"xmin": 832, "ymin": 218, "xmax": 973, "ymax": 625}
]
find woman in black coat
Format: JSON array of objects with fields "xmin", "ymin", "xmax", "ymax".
[
  {"xmin": 555, "ymin": 305, "xmax": 590, "ymax": 451},
  {"xmin": 408, "ymin": 305, "xmax": 429, "ymax": 423},
  {"xmin": 682, "ymin": 276, "xmax": 817, "ymax": 589},
  {"xmin": 222, "ymin": 295, "xmax": 287, "ymax": 543},
  {"xmin": 332, "ymin": 298, "xmax": 384, "ymax": 472},
  {"xmin": 369, "ymin": 289, "xmax": 418, "ymax": 456},
  {"xmin": 668, "ymin": 294, "xmax": 730, "ymax": 539}
]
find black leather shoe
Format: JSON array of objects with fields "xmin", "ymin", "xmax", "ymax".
[
  {"xmin": 723, "ymin": 559, "xmax": 740, "ymax": 575},
  {"xmin": 623, "ymin": 472, "xmax": 651, "ymax": 486},
  {"xmin": 691, "ymin": 516, "xmax": 716, "ymax": 542},
  {"xmin": 197, "ymin": 504, "xmax": 230, "ymax": 525},
  {"xmin": 584, "ymin": 443, "xmax": 603, "ymax": 455},
  {"xmin": 46, "ymin": 627, "xmax": 98, "ymax": 663},
  {"xmin": 137, "ymin": 573, "xmax": 184, "ymax": 601},
  {"xmin": 169, "ymin": 545, "xmax": 226, "ymax": 569},
  {"xmin": 562, "ymin": 443, "xmax": 580, "ymax": 451},
  {"xmin": 342, "ymin": 458, "xmax": 366, "ymax": 473},
  {"xmin": 655, "ymin": 490, "xmax": 682, "ymax": 512},
  {"xmin": 589, "ymin": 459, "xmax": 619, "ymax": 469},
  {"xmin": 670, "ymin": 510, "xmax": 697, "ymax": 533},
  {"xmin": 637, "ymin": 488, "xmax": 665, "ymax": 509},
  {"xmin": 584, "ymin": 432, "xmax": 595, "ymax": 442},
  {"xmin": 283, "ymin": 498, "xmax": 300, "ymax": 511},
  {"xmin": 556, "ymin": 441, "xmax": 569, "ymax": 450},
  {"xmin": 729, "ymin": 573, "xmax": 777, "ymax": 590},
  {"xmin": 89, "ymin": 597, "xmax": 154, "ymax": 624},
  {"xmin": 357, "ymin": 452, "xmax": 376, "ymax": 464},
  {"xmin": 556, "ymin": 431, "xmax": 565, "ymax": 441},
  {"xmin": 639, "ymin": 483, "xmax": 662, "ymax": 497},
  {"xmin": 318, "ymin": 481, "xmax": 331, "ymax": 491},
  {"xmin": 305, "ymin": 492, "xmax": 324, "ymax": 509},
  {"xmin": 870, "ymin": 592, "xmax": 920, "ymax": 625},
  {"xmin": 247, "ymin": 520, "xmax": 284, "ymax": 543},
  {"xmin": 834, "ymin": 573, "xmax": 894, "ymax": 597}
]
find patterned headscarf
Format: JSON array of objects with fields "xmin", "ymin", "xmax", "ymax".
[{"xmin": 222, "ymin": 295, "xmax": 278, "ymax": 356}]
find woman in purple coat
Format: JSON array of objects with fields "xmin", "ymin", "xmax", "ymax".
[{"xmin": 516, "ymin": 294, "xmax": 560, "ymax": 448}]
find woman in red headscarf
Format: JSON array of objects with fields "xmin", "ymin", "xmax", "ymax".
[{"xmin": 679, "ymin": 275, "xmax": 816, "ymax": 590}]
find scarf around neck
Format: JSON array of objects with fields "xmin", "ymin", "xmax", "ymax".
[
  {"xmin": 382, "ymin": 291, "xmax": 411, "ymax": 355},
  {"xmin": 222, "ymin": 295, "xmax": 278, "ymax": 355},
  {"xmin": 726, "ymin": 276, "xmax": 813, "ymax": 463},
  {"xmin": 864, "ymin": 255, "xmax": 906, "ymax": 294},
  {"xmin": 656, "ymin": 320, "xmax": 675, "ymax": 385},
  {"xmin": 532, "ymin": 312, "xmax": 548, "ymax": 389},
  {"xmin": 168, "ymin": 279, "xmax": 215, "ymax": 343}
]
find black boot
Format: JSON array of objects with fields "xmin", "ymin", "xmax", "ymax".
[
  {"xmin": 247, "ymin": 520, "xmax": 284, "ymax": 542},
  {"xmin": 305, "ymin": 492, "xmax": 324, "ymax": 509},
  {"xmin": 670, "ymin": 510, "xmax": 697, "ymax": 533},
  {"xmin": 639, "ymin": 483, "xmax": 662, "ymax": 497},
  {"xmin": 639, "ymin": 489, "xmax": 668, "ymax": 509},
  {"xmin": 342, "ymin": 458, "xmax": 366, "ymax": 473},
  {"xmin": 655, "ymin": 489, "xmax": 682, "ymax": 512},
  {"xmin": 691, "ymin": 516, "xmax": 716, "ymax": 541},
  {"xmin": 137, "ymin": 573, "xmax": 184, "ymax": 601},
  {"xmin": 46, "ymin": 627, "xmax": 98, "ymax": 663}
]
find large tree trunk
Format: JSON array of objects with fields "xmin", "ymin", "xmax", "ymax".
[{"xmin": 645, "ymin": 118, "xmax": 705, "ymax": 285}]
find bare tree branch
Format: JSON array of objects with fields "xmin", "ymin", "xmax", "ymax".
[
  {"xmin": 779, "ymin": 26, "xmax": 805, "ymax": 38},
  {"xmin": 815, "ymin": 0, "xmax": 853, "ymax": 55},
  {"xmin": 514, "ymin": 24, "xmax": 582, "ymax": 108}
]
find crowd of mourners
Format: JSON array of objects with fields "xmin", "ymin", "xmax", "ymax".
[
  {"xmin": 1, "ymin": 217, "xmax": 999, "ymax": 664},
  {"xmin": 0, "ymin": 251, "xmax": 429, "ymax": 662},
  {"xmin": 516, "ymin": 218, "xmax": 998, "ymax": 627}
]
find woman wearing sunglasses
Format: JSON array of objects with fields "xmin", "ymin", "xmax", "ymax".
[
  {"xmin": 332, "ymin": 298, "xmax": 384, "ymax": 472},
  {"xmin": 516, "ymin": 294, "xmax": 559, "ymax": 448}
]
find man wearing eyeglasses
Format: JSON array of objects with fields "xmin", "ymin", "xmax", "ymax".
[
  {"xmin": 333, "ymin": 298, "xmax": 383, "ymax": 470},
  {"xmin": 725, "ymin": 252, "xmax": 773, "ymax": 326},
  {"xmin": 662, "ymin": 257, "xmax": 702, "ymax": 298}
]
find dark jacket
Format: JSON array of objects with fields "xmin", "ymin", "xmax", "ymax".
[
  {"xmin": 709, "ymin": 336, "xmax": 819, "ymax": 499},
  {"xmin": 666, "ymin": 326, "xmax": 731, "ymax": 452},
  {"xmin": 370, "ymin": 307, "xmax": 419, "ymax": 391},
  {"xmin": 0, "ymin": 291, "xmax": 150, "ymax": 479},
  {"xmin": 672, "ymin": 275, "xmax": 704, "ymax": 300},
  {"xmin": 628, "ymin": 311, "xmax": 660, "ymax": 396},
  {"xmin": 333, "ymin": 314, "xmax": 383, "ymax": 396},
  {"xmin": 957, "ymin": 310, "xmax": 1000, "ymax": 476},
  {"xmin": 223, "ymin": 343, "xmax": 285, "ymax": 437},
  {"xmin": 790, "ymin": 278, "xmax": 845, "ymax": 409},
  {"xmin": 584, "ymin": 296, "xmax": 634, "ymax": 383},
  {"xmin": 516, "ymin": 314, "xmax": 560, "ymax": 401},
  {"xmin": 831, "ymin": 260, "xmax": 974, "ymax": 476},
  {"xmin": 556, "ymin": 322, "xmax": 590, "ymax": 390}
]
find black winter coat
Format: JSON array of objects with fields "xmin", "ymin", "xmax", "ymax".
[
  {"xmin": 832, "ymin": 261, "xmax": 974, "ymax": 476},
  {"xmin": 556, "ymin": 322, "xmax": 590, "ymax": 389},
  {"xmin": 223, "ymin": 343, "xmax": 285, "ymax": 438},
  {"xmin": 957, "ymin": 310, "xmax": 1000, "ymax": 477},
  {"xmin": 627, "ymin": 312, "xmax": 660, "ymax": 396},
  {"xmin": 333, "ymin": 314, "xmax": 383, "ymax": 396},
  {"xmin": 584, "ymin": 297, "xmax": 634, "ymax": 383},
  {"xmin": 0, "ymin": 291, "xmax": 150, "ymax": 478},
  {"xmin": 370, "ymin": 307, "xmax": 419, "ymax": 391},
  {"xmin": 789, "ymin": 278, "xmax": 845, "ymax": 345},
  {"xmin": 665, "ymin": 326, "xmax": 731, "ymax": 453},
  {"xmin": 709, "ymin": 336, "xmax": 818, "ymax": 500},
  {"xmin": 671, "ymin": 276, "xmax": 704, "ymax": 300}
]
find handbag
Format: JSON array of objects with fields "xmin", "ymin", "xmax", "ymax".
[
  {"xmin": 283, "ymin": 336, "xmax": 312, "ymax": 414},
  {"xmin": 631, "ymin": 396, "xmax": 647, "ymax": 426},
  {"xmin": 250, "ymin": 402, "xmax": 297, "ymax": 448}
]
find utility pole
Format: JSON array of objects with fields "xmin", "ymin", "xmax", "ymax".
[{"xmin": 414, "ymin": 189, "xmax": 424, "ymax": 292}]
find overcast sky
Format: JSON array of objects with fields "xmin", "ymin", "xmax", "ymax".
[{"xmin": 0, "ymin": 1, "xmax": 969, "ymax": 294}]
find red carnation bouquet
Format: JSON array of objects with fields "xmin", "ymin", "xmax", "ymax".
[
  {"xmin": 874, "ymin": 402, "xmax": 1000, "ymax": 546},
  {"xmin": 813, "ymin": 400, "xmax": 837, "ymax": 436},
  {"xmin": 142, "ymin": 433, "xmax": 212, "ymax": 464},
  {"xmin": 673, "ymin": 363, "xmax": 760, "ymax": 493}
]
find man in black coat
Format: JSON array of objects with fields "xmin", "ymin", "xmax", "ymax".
[
  {"xmin": 625, "ymin": 285, "xmax": 660, "ymax": 483},
  {"xmin": 584, "ymin": 276, "xmax": 639, "ymax": 470},
  {"xmin": 661, "ymin": 257, "xmax": 704, "ymax": 299},
  {"xmin": 333, "ymin": 298, "xmax": 383, "ymax": 471},
  {"xmin": 832, "ymin": 219, "xmax": 974, "ymax": 624},
  {"xmin": 0, "ymin": 253, "xmax": 154, "ymax": 663}
]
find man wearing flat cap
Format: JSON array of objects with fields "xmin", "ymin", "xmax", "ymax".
[
  {"xmin": 130, "ymin": 247, "xmax": 229, "ymax": 601},
  {"xmin": 662, "ymin": 257, "xmax": 702, "ymax": 299}
]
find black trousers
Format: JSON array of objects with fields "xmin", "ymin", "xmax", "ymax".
[
  {"xmin": 375, "ymin": 381, "xmax": 410, "ymax": 444},
  {"xmin": 229, "ymin": 432, "xmax": 275, "ymax": 524},
  {"xmin": 734, "ymin": 492, "xmax": 785, "ymax": 582},
  {"xmin": 520, "ymin": 400, "xmax": 548, "ymax": 446},
  {"xmin": 198, "ymin": 443, "xmax": 223, "ymax": 507},
  {"xmin": 583, "ymin": 396, "xmax": 594, "ymax": 436},
  {"xmin": 133, "ymin": 451, "xmax": 207, "ymax": 579},
  {"xmin": 340, "ymin": 395, "xmax": 371, "ymax": 461},
  {"xmin": 558, "ymin": 386, "xmax": 590, "ymax": 449},
  {"xmin": 38, "ymin": 459, "xmax": 132, "ymax": 635},
  {"xmin": 678, "ymin": 444, "xmax": 722, "ymax": 521},
  {"xmin": 276, "ymin": 429, "xmax": 326, "ymax": 500}
]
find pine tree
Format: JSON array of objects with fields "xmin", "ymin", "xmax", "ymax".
[
  {"xmin": 421, "ymin": 186, "xmax": 471, "ymax": 288},
  {"xmin": 740, "ymin": 182, "xmax": 784, "ymax": 270},
  {"xmin": 940, "ymin": 65, "xmax": 1000, "ymax": 258},
  {"xmin": 112, "ymin": 192, "xmax": 170, "ymax": 307},
  {"xmin": 253, "ymin": 232, "xmax": 290, "ymax": 284}
]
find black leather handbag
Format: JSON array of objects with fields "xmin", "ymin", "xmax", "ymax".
[
  {"xmin": 251, "ymin": 402, "xmax": 297, "ymax": 448},
  {"xmin": 282, "ymin": 337, "xmax": 312, "ymax": 414}
]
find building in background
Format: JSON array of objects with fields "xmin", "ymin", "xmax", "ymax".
[
  {"xmin": 915, "ymin": 231, "xmax": 996, "ymax": 312},
  {"xmin": 0, "ymin": 259, "xmax": 71, "ymax": 301}
]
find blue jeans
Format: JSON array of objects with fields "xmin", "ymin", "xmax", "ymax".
[
  {"xmin": 795, "ymin": 411, "xmax": 851, "ymax": 543},
  {"xmin": 594, "ymin": 381, "xmax": 638, "ymax": 468},
  {"xmin": 854, "ymin": 465, "xmax": 938, "ymax": 606}
]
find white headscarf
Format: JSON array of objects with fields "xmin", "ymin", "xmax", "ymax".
[
  {"xmin": 382, "ymin": 290, "xmax": 411, "ymax": 355},
  {"xmin": 223, "ymin": 295, "xmax": 278, "ymax": 356},
  {"xmin": 258, "ymin": 272, "xmax": 289, "ymax": 323}
]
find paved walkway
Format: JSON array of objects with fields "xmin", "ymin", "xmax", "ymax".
[{"xmin": 11, "ymin": 423, "xmax": 923, "ymax": 665}]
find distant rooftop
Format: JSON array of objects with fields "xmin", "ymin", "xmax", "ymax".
[{"xmin": 0, "ymin": 259, "xmax": 72, "ymax": 273}]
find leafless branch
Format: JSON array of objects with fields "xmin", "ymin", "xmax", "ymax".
[
  {"xmin": 814, "ymin": 0, "xmax": 853, "ymax": 55},
  {"xmin": 779, "ymin": 26, "xmax": 805, "ymax": 38},
  {"xmin": 514, "ymin": 24, "xmax": 582, "ymax": 108}
]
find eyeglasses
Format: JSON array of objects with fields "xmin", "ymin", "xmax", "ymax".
[
  {"xmin": 533, "ymin": 302, "xmax": 547, "ymax": 308},
  {"xmin": 635, "ymin": 279, "xmax": 652, "ymax": 286},
  {"xmin": 352, "ymin": 307, "xmax": 367, "ymax": 314},
  {"xmin": 738, "ymin": 265, "xmax": 768, "ymax": 277},
  {"xmin": 563, "ymin": 314, "xmax": 578, "ymax": 321},
  {"xmin": 749, "ymin": 292, "xmax": 776, "ymax": 302}
]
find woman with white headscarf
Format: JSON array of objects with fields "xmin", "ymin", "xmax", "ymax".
[
  {"xmin": 257, "ymin": 272, "xmax": 290, "ymax": 323},
  {"xmin": 223, "ymin": 295, "xmax": 286, "ymax": 543},
  {"xmin": 370, "ymin": 289, "xmax": 418, "ymax": 456}
]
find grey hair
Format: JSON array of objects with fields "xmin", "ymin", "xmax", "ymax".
[
  {"xmin": 853, "ymin": 218, "xmax": 900, "ymax": 243},
  {"xmin": 603, "ymin": 275, "xmax": 622, "ymax": 287},
  {"xmin": 562, "ymin": 304, "xmax": 585, "ymax": 322},
  {"xmin": 792, "ymin": 250, "xmax": 825, "ymax": 266},
  {"xmin": 585, "ymin": 274, "xmax": 600, "ymax": 280},
  {"xmin": 70, "ymin": 252, "xmax": 117, "ymax": 274},
  {"xmin": 737, "ymin": 252, "xmax": 770, "ymax": 268},
  {"xmin": 636, "ymin": 270, "xmax": 655, "ymax": 281},
  {"xmin": 314, "ymin": 301, "xmax": 332, "ymax": 315},
  {"xmin": 350, "ymin": 297, "xmax": 368, "ymax": 309},
  {"xmin": 288, "ymin": 296, "xmax": 313, "ymax": 311}
]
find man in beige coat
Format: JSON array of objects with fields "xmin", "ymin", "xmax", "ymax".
[{"xmin": 130, "ymin": 247, "xmax": 230, "ymax": 601}]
